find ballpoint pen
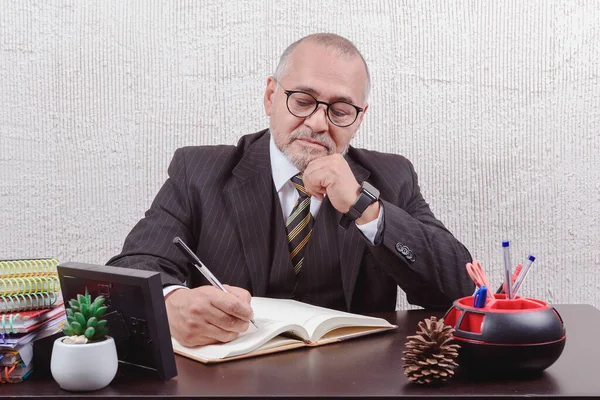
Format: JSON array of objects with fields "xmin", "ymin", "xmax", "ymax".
[
  {"xmin": 172, "ymin": 236, "xmax": 259, "ymax": 329},
  {"xmin": 502, "ymin": 240, "xmax": 513, "ymax": 299},
  {"xmin": 511, "ymin": 255, "xmax": 536, "ymax": 298},
  {"xmin": 495, "ymin": 263, "xmax": 523, "ymax": 295}
]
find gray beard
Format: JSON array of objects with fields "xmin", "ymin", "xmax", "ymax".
[
  {"xmin": 283, "ymin": 143, "xmax": 322, "ymax": 171},
  {"xmin": 271, "ymin": 128, "xmax": 348, "ymax": 171}
]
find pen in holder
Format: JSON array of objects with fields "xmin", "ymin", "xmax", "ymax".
[{"xmin": 443, "ymin": 294, "xmax": 566, "ymax": 377}]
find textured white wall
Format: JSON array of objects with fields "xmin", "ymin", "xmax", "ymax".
[{"xmin": 1, "ymin": 0, "xmax": 599, "ymax": 309}]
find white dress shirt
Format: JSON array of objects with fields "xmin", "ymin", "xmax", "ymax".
[{"xmin": 163, "ymin": 136, "xmax": 383, "ymax": 297}]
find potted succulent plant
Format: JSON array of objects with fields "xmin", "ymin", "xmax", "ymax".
[{"xmin": 51, "ymin": 289, "xmax": 118, "ymax": 391}]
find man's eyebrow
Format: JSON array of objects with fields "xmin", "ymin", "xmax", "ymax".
[{"xmin": 293, "ymin": 85, "xmax": 357, "ymax": 105}]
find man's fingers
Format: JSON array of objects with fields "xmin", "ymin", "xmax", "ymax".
[
  {"xmin": 302, "ymin": 174, "xmax": 326, "ymax": 199},
  {"xmin": 178, "ymin": 321, "xmax": 241, "ymax": 346},
  {"xmin": 165, "ymin": 285, "xmax": 254, "ymax": 347},
  {"xmin": 204, "ymin": 306, "xmax": 250, "ymax": 334},
  {"xmin": 210, "ymin": 288, "xmax": 254, "ymax": 322},
  {"xmin": 205, "ymin": 322, "xmax": 243, "ymax": 343},
  {"xmin": 224, "ymin": 285, "xmax": 252, "ymax": 304}
]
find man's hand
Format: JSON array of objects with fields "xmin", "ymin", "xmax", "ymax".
[
  {"xmin": 303, "ymin": 154, "xmax": 380, "ymax": 224},
  {"xmin": 165, "ymin": 285, "xmax": 254, "ymax": 347}
]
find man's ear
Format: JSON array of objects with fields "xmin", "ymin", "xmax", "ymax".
[
  {"xmin": 264, "ymin": 77, "xmax": 277, "ymax": 116},
  {"xmin": 352, "ymin": 104, "xmax": 369, "ymax": 139}
]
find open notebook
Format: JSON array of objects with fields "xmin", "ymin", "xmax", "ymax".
[{"xmin": 172, "ymin": 297, "xmax": 397, "ymax": 363}]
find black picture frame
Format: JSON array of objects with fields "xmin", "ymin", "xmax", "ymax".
[{"xmin": 57, "ymin": 262, "xmax": 177, "ymax": 381}]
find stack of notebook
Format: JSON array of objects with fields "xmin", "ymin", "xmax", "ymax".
[{"xmin": 0, "ymin": 258, "xmax": 66, "ymax": 383}]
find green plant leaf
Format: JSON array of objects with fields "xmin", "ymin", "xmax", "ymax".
[
  {"xmin": 93, "ymin": 296, "xmax": 105, "ymax": 308},
  {"xmin": 96, "ymin": 320, "xmax": 107, "ymax": 330},
  {"xmin": 80, "ymin": 303, "xmax": 90, "ymax": 319},
  {"xmin": 66, "ymin": 315, "xmax": 75, "ymax": 324},
  {"xmin": 74, "ymin": 312, "xmax": 86, "ymax": 327},
  {"xmin": 95, "ymin": 306, "xmax": 108, "ymax": 319},
  {"xmin": 68, "ymin": 299, "xmax": 79, "ymax": 309},
  {"xmin": 70, "ymin": 321, "xmax": 83, "ymax": 335},
  {"xmin": 87, "ymin": 317, "xmax": 98, "ymax": 328},
  {"xmin": 66, "ymin": 308, "xmax": 74, "ymax": 318},
  {"xmin": 63, "ymin": 326, "xmax": 75, "ymax": 336},
  {"xmin": 95, "ymin": 327, "xmax": 108, "ymax": 338},
  {"xmin": 84, "ymin": 326, "xmax": 96, "ymax": 339},
  {"xmin": 77, "ymin": 294, "xmax": 85, "ymax": 305}
]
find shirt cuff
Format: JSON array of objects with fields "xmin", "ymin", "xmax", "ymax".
[
  {"xmin": 163, "ymin": 284, "xmax": 188, "ymax": 298},
  {"xmin": 355, "ymin": 202, "xmax": 384, "ymax": 245}
]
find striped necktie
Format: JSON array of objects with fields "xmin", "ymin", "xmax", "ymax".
[{"xmin": 285, "ymin": 174, "xmax": 314, "ymax": 274}]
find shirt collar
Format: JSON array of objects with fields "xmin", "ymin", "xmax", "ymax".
[{"xmin": 269, "ymin": 134, "xmax": 300, "ymax": 193}]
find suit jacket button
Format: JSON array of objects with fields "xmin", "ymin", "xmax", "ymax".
[{"xmin": 395, "ymin": 242, "xmax": 406, "ymax": 254}]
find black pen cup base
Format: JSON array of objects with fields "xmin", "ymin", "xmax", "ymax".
[{"xmin": 443, "ymin": 295, "xmax": 566, "ymax": 377}]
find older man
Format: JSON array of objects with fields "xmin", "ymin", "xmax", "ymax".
[{"xmin": 108, "ymin": 33, "xmax": 474, "ymax": 347}]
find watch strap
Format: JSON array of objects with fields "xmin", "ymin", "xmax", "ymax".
[{"xmin": 339, "ymin": 182, "xmax": 380, "ymax": 229}]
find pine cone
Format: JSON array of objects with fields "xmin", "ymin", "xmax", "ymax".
[{"xmin": 402, "ymin": 316, "xmax": 460, "ymax": 385}]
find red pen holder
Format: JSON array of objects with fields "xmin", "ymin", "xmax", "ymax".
[{"xmin": 443, "ymin": 295, "xmax": 566, "ymax": 376}]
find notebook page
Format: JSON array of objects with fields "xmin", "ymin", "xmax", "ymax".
[
  {"xmin": 172, "ymin": 318, "xmax": 308, "ymax": 360},
  {"xmin": 251, "ymin": 297, "xmax": 394, "ymax": 341}
]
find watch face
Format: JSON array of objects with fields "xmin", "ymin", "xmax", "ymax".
[
  {"xmin": 363, "ymin": 190, "xmax": 377, "ymax": 201},
  {"xmin": 361, "ymin": 181, "xmax": 380, "ymax": 200}
]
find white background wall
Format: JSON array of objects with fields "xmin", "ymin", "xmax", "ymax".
[{"xmin": 1, "ymin": 0, "xmax": 599, "ymax": 309}]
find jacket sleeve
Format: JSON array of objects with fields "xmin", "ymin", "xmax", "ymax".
[
  {"xmin": 367, "ymin": 159, "xmax": 474, "ymax": 309},
  {"xmin": 106, "ymin": 148, "xmax": 196, "ymax": 287}
]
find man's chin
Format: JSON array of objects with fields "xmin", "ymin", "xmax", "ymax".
[{"xmin": 284, "ymin": 149, "xmax": 326, "ymax": 171}]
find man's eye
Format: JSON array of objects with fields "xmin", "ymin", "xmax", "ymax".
[
  {"xmin": 331, "ymin": 108, "xmax": 350, "ymax": 117},
  {"xmin": 295, "ymin": 100, "xmax": 314, "ymax": 107}
]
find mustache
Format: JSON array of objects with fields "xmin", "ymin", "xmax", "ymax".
[{"xmin": 290, "ymin": 129, "xmax": 334, "ymax": 152}]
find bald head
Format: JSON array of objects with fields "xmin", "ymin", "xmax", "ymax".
[{"xmin": 273, "ymin": 33, "xmax": 371, "ymax": 103}]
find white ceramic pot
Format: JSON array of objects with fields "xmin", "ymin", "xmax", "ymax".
[{"xmin": 51, "ymin": 336, "xmax": 118, "ymax": 391}]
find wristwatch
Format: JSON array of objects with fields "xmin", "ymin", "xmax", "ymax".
[{"xmin": 339, "ymin": 181, "xmax": 380, "ymax": 229}]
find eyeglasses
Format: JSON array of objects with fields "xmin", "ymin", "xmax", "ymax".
[{"xmin": 282, "ymin": 89, "xmax": 364, "ymax": 128}]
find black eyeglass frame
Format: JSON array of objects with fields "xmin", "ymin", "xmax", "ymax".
[{"xmin": 282, "ymin": 89, "xmax": 364, "ymax": 128}]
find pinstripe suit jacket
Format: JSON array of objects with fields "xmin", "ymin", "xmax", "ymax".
[{"xmin": 107, "ymin": 129, "xmax": 474, "ymax": 312}]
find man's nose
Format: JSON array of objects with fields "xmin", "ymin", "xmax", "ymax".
[{"xmin": 304, "ymin": 104, "xmax": 329, "ymax": 133}]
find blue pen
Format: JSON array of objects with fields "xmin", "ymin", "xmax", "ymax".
[
  {"xmin": 502, "ymin": 240, "xmax": 513, "ymax": 299},
  {"xmin": 512, "ymin": 255, "xmax": 536, "ymax": 297},
  {"xmin": 473, "ymin": 286, "xmax": 488, "ymax": 308}
]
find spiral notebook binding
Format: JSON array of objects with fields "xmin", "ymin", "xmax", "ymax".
[
  {"xmin": 0, "ymin": 292, "xmax": 58, "ymax": 314},
  {"xmin": 0, "ymin": 258, "xmax": 59, "ymax": 278},
  {"xmin": 0, "ymin": 276, "xmax": 60, "ymax": 296}
]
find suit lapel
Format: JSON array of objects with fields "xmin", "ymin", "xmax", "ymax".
[
  {"xmin": 339, "ymin": 153, "xmax": 371, "ymax": 310},
  {"xmin": 224, "ymin": 133, "xmax": 273, "ymax": 297}
]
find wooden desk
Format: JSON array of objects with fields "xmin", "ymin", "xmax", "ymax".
[{"xmin": 3, "ymin": 304, "xmax": 599, "ymax": 398}]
